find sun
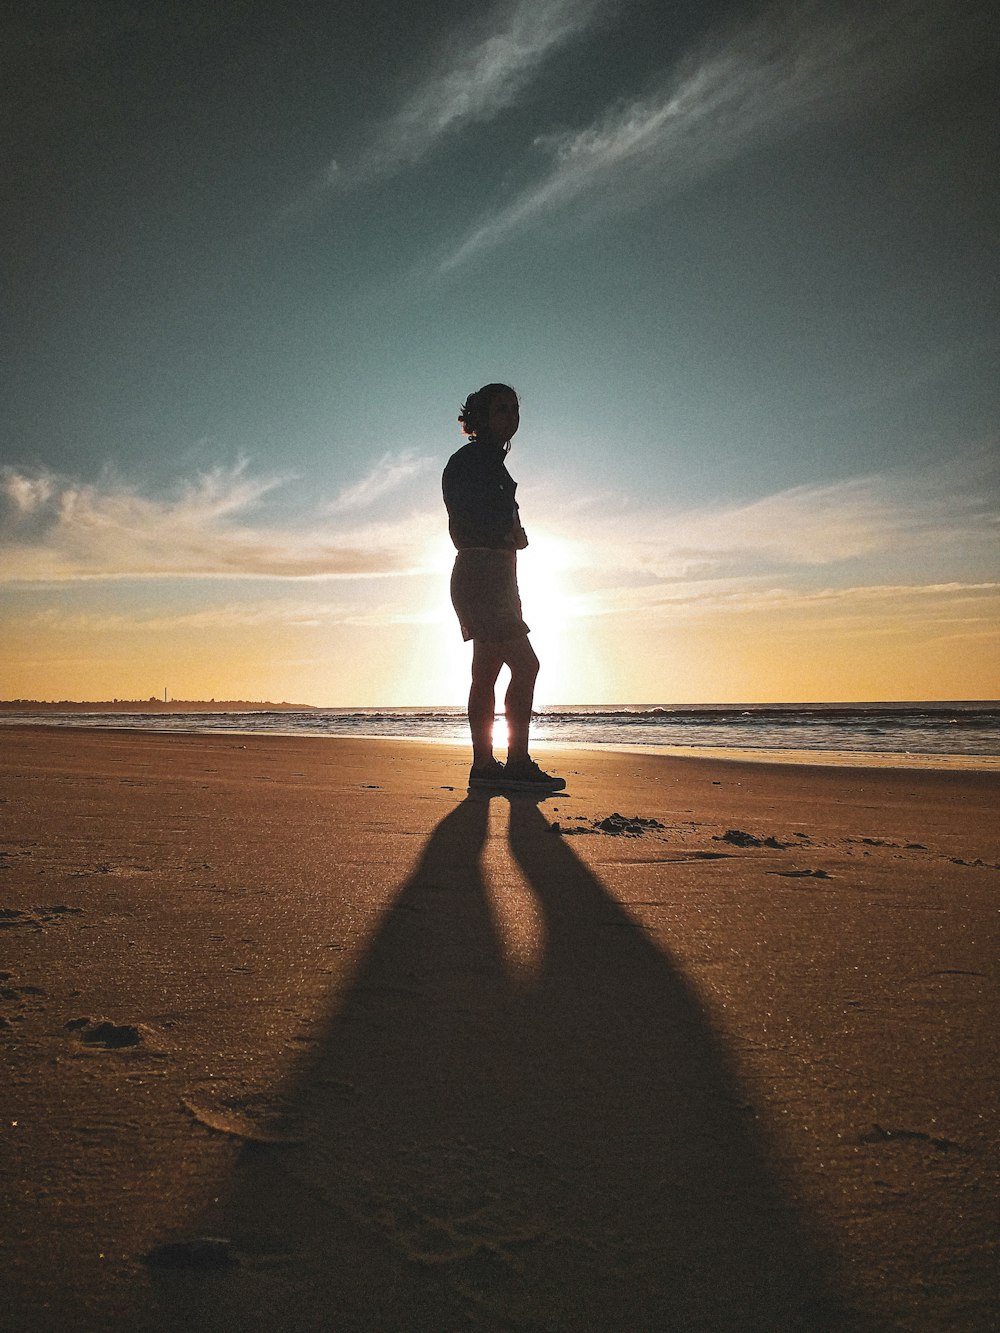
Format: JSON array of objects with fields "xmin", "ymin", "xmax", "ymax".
[{"xmin": 515, "ymin": 531, "xmax": 573, "ymax": 707}]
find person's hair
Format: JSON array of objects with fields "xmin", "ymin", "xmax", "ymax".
[{"xmin": 458, "ymin": 383, "xmax": 518, "ymax": 443}]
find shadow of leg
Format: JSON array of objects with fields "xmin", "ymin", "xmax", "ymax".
[
  {"xmin": 151, "ymin": 793, "xmax": 845, "ymax": 1331},
  {"xmin": 151, "ymin": 795, "xmax": 513, "ymax": 1330},
  {"xmin": 503, "ymin": 794, "xmax": 844, "ymax": 1329}
]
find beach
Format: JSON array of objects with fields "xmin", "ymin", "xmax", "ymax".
[{"xmin": 2, "ymin": 727, "xmax": 997, "ymax": 1331}]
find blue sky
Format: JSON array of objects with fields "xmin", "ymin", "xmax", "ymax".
[{"xmin": 2, "ymin": 0, "xmax": 997, "ymax": 703}]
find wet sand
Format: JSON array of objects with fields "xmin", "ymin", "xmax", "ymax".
[{"xmin": 1, "ymin": 727, "xmax": 997, "ymax": 1330}]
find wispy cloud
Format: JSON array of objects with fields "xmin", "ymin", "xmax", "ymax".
[
  {"xmin": 578, "ymin": 576, "xmax": 1000, "ymax": 624},
  {"xmin": 287, "ymin": 0, "xmax": 607, "ymax": 211},
  {"xmin": 3, "ymin": 454, "xmax": 995, "ymax": 636},
  {"xmin": 523, "ymin": 454, "xmax": 999, "ymax": 625},
  {"xmin": 629, "ymin": 473, "xmax": 991, "ymax": 572},
  {"xmin": 11, "ymin": 596, "xmax": 439, "ymax": 635},
  {"xmin": 327, "ymin": 451, "xmax": 429, "ymax": 513},
  {"xmin": 444, "ymin": 0, "xmax": 975, "ymax": 267},
  {"xmin": 0, "ymin": 463, "xmax": 436, "ymax": 582}
]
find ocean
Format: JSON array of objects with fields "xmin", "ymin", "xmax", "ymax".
[{"xmin": 3, "ymin": 702, "xmax": 997, "ymax": 767}]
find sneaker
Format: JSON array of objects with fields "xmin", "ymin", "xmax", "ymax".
[
  {"xmin": 468, "ymin": 758, "xmax": 506, "ymax": 788},
  {"xmin": 500, "ymin": 758, "xmax": 566, "ymax": 792}
]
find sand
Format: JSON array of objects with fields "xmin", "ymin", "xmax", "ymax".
[{"xmin": 1, "ymin": 726, "xmax": 997, "ymax": 1331}]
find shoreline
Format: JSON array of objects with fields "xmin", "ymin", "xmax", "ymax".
[
  {"xmin": 1, "ymin": 717, "xmax": 995, "ymax": 772},
  {"xmin": 3, "ymin": 728, "xmax": 998, "ymax": 1329}
]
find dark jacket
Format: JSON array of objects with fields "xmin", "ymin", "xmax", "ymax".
[{"xmin": 442, "ymin": 442, "xmax": 523, "ymax": 550}]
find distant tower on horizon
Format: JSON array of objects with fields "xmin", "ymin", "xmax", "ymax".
[{"xmin": 164, "ymin": 687, "xmax": 168, "ymax": 703}]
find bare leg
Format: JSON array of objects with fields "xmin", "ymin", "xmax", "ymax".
[
  {"xmin": 469, "ymin": 641, "xmax": 505, "ymax": 767},
  {"xmin": 501, "ymin": 635, "xmax": 540, "ymax": 764}
]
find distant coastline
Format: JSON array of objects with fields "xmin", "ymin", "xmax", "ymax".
[{"xmin": 0, "ymin": 699, "xmax": 320, "ymax": 713}]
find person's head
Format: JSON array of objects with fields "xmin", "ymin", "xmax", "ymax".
[{"xmin": 458, "ymin": 383, "xmax": 520, "ymax": 448}]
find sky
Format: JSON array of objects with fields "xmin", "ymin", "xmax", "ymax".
[{"xmin": 2, "ymin": 0, "xmax": 998, "ymax": 706}]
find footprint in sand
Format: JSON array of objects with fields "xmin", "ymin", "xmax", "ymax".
[
  {"xmin": 1, "ymin": 982, "xmax": 47, "ymax": 1026},
  {"xmin": 1, "ymin": 905, "xmax": 84, "ymax": 928},
  {"xmin": 64, "ymin": 1017, "xmax": 143, "ymax": 1049},
  {"xmin": 181, "ymin": 1083, "xmax": 304, "ymax": 1144},
  {"xmin": 0, "ymin": 908, "xmax": 40, "ymax": 930}
]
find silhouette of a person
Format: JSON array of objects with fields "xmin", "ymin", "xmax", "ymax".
[{"xmin": 442, "ymin": 383, "xmax": 565, "ymax": 795}]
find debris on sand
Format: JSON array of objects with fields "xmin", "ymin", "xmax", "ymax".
[
  {"xmin": 558, "ymin": 813, "xmax": 666, "ymax": 837},
  {"xmin": 714, "ymin": 829, "xmax": 788, "ymax": 849}
]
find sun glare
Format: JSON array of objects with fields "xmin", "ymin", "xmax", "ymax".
[
  {"xmin": 423, "ymin": 531, "xmax": 576, "ymax": 708},
  {"xmin": 516, "ymin": 532, "xmax": 572, "ymax": 708}
]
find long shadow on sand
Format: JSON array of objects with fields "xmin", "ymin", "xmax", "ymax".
[{"xmin": 155, "ymin": 794, "xmax": 842, "ymax": 1330}]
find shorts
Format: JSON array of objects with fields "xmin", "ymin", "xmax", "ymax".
[{"xmin": 450, "ymin": 548, "xmax": 530, "ymax": 644}]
